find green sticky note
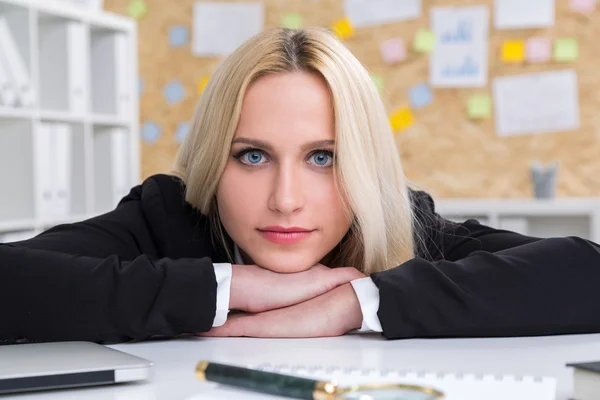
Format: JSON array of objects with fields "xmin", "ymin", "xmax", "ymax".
[
  {"xmin": 468, "ymin": 95, "xmax": 492, "ymax": 119},
  {"xmin": 282, "ymin": 14, "xmax": 303, "ymax": 29},
  {"xmin": 413, "ymin": 29, "xmax": 436, "ymax": 53},
  {"xmin": 371, "ymin": 75, "xmax": 384, "ymax": 92},
  {"xmin": 127, "ymin": 0, "xmax": 147, "ymax": 20},
  {"xmin": 553, "ymin": 38, "xmax": 579, "ymax": 62}
]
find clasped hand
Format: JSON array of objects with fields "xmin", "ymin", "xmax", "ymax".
[{"xmin": 197, "ymin": 264, "xmax": 366, "ymax": 338}]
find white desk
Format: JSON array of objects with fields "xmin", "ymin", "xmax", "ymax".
[{"xmin": 8, "ymin": 333, "xmax": 600, "ymax": 400}]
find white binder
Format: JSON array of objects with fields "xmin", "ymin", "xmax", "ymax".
[
  {"xmin": 0, "ymin": 55, "xmax": 17, "ymax": 106},
  {"xmin": 33, "ymin": 123, "xmax": 55, "ymax": 220},
  {"xmin": 110, "ymin": 128, "xmax": 129, "ymax": 206},
  {"xmin": 66, "ymin": 22, "xmax": 88, "ymax": 114},
  {"xmin": 114, "ymin": 33, "xmax": 131, "ymax": 119},
  {"xmin": 0, "ymin": 16, "xmax": 34, "ymax": 107},
  {"xmin": 53, "ymin": 124, "xmax": 72, "ymax": 217}
]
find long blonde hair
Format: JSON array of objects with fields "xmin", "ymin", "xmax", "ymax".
[{"xmin": 174, "ymin": 27, "xmax": 417, "ymax": 275}]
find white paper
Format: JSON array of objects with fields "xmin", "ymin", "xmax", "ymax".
[
  {"xmin": 343, "ymin": 0, "xmax": 421, "ymax": 28},
  {"xmin": 193, "ymin": 2, "xmax": 264, "ymax": 57},
  {"xmin": 493, "ymin": 70, "xmax": 580, "ymax": 137},
  {"xmin": 430, "ymin": 6, "xmax": 489, "ymax": 88},
  {"xmin": 494, "ymin": 0, "xmax": 555, "ymax": 29}
]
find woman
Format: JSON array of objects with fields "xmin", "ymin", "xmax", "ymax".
[{"xmin": 2, "ymin": 27, "xmax": 600, "ymax": 345}]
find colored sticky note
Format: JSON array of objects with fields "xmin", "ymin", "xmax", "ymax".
[
  {"xmin": 141, "ymin": 121, "xmax": 162, "ymax": 144},
  {"xmin": 526, "ymin": 37, "xmax": 552, "ymax": 63},
  {"xmin": 163, "ymin": 80, "xmax": 185, "ymax": 105},
  {"xmin": 569, "ymin": 0, "xmax": 596, "ymax": 12},
  {"xmin": 380, "ymin": 38, "xmax": 406, "ymax": 64},
  {"xmin": 332, "ymin": 18, "xmax": 354, "ymax": 40},
  {"xmin": 409, "ymin": 83, "xmax": 433, "ymax": 109},
  {"xmin": 175, "ymin": 122, "xmax": 191, "ymax": 144},
  {"xmin": 468, "ymin": 95, "xmax": 492, "ymax": 119},
  {"xmin": 169, "ymin": 25, "xmax": 189, "ymax": 48},
  {"xmin": 502, "ymin": 40, "xmax": 525, "ymax": 63},
  {"xmin": 413, "ymin": 29, "xmax": 436, "ymax": 53},
  {"xmin": 127, "ymin": 0, "xmax": 147, "ymax": 20},
  {"xmin": 282, "ymin": 13, "xmax": 303, "ymax": 29},
  {"xmin": 389, "ymin": 107, "xmax": 414, "ymax": 133},
  {"xmin": 371, "ymin": 74, "xmax": 384, "ymax": 92},
  {"xmin": 553, "ymin": 38, "xmax": 579, "ymax": 62},
  {"xmin": 138, "ymin": 77, "xmax": 144, "ymax": 96},
  {"xmin": 197, "ymin": 76, "xmax": 210, "ymax": 96}
]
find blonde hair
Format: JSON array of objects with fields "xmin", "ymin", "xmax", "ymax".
[{"xmin": 174, "ymin": 27, "xmax": 417, "ymax": 275}]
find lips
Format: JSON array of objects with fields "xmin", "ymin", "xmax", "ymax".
[{"xmin": 257, "ymin": 226, "xmax": 314, "ymax": 244}]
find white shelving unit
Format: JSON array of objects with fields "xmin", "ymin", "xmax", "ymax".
[
  {"xmin": 0, "ymin": 0, "xmax": 139, "ymax": 242},
  {"xmin": 436, "ymin": 197, "xmax": 600, "ymax": 244}
]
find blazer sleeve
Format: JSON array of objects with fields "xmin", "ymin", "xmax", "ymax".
[
  {"xmin": 370, "ymin": 190, "xmax": 600, "ymax": 340},
  {"xmin": 0, "ymin": 183, "xmax": 219, "ymax": 345}
]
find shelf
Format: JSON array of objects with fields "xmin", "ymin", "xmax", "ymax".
[
  {"xmin": 39, "ymin": 110, "xmax": 86, "ymax": 123},
  {"xmin": 90, "ymin": 113, "xmax": 130, "ymax": 126},
  {"xmin": 0, "ymin": 107, "xmax": 34, "ymax": 119},
  {"xmin": 0, "ymin": 218, "xmax": 35, "ymax": 232}
]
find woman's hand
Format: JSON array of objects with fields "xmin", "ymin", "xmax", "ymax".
[
  {"xmin": 199, "ymin": 283, "xmax": 363, "ymax": 338},
  {"xmin": 229, "ymin": 264, "xmax": 365, "ymax": 313}
]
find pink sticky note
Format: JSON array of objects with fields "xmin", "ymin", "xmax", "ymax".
[
  {"xmin": 569, "ymin": 0, "xmax": 596, "ymax": 12},
  {"xmin": 526, "ymin": 37, "xmax": 552, "ymax": 63},
  {"xmin": 380, "ymin": 38, "xmax": 406, "ymax": 64}
]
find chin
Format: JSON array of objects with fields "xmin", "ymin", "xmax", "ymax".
[{"xmin": 252, "ymin": 253, "xmax": 318, "ymax": 273}]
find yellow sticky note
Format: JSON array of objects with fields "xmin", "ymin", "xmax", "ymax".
[
  {"xmin": 390, "ymin": 107, "xmax": 414, "ymax": 133},
  {"xmin": 468, "ymin": 95, "xmax": 492, "ymax": 119},
  {"xmin": 502, "ymin": 40, "xmax": 525, "ymax": 63},
  {"xmin": 282, "ymin": 14, "xmax": 303, "ymax": 29},
  {"xmin": 127, "ymin": 0, "xmax": 147, "ymax": 20},
  {"xmin": 413, "ymin": 29, "xmax": 436, "ymax": 53},
  {"xmin": 197, "ymin": 76, "xmax": 210, "ymax": 96},
  {"xmin": 553, "ymin": 38, "xmax": 579, "ymax": 62},
  {"xmin": 332, "ymin": 18, "xmax": 354, "ymax": 40},
  {"xmin": 371, "ymin": 74, "xmax": 384, "ymax": 92}
]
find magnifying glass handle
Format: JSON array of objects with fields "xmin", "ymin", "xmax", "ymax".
[{"xmin": 196, "ymin": 361, "xmax": 339, "ymax": 400}]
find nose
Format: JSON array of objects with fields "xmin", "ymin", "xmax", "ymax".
[{"xmin": 267, "ymin": 161, "xmax": 305, "ymax": 215}]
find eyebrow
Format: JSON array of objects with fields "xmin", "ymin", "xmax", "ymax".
[{"xmin": 231, "ymin": 138, "xmax": 335, "ymax": 152}]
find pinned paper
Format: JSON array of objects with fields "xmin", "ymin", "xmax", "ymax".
[
  {"xmin": 371, "ymin": 75, "xmax": 384, "ymax": 92},
  {"xmin": 380, "ymin": 38, "xmax": 406, "ymax": 64},
  {"xmin": 526, "ymin": 37, "xmax": 552, "ymax": 63},
  {"xmin": 197, "ymin": 76, "xmax": 210, "ymax": 96},
  {"xmin": 169, "ymin": 25, "xmax": 189, "ymax": 48},
  {"xmin": 468, "ymin": 94, "xmax": 492, "ymax": 119},
  {"xmin": 553, "ymin": 38, "xmax": 579, "ymax": 62},
  {"xmin": 332, "ymin": 18, "xmax": 354, "ymax": 39},
  {"xmin": 494, "ymin": 0, "xmax": 555, "ymax": 29},
  {"xmin": 138, "ymin": 77, "xmax": 144, "ymax": 97},
  {"xmin": 343, "ymin": 0, "xmax": 422, "ymax": 28},
  {"xmin": 569, "ymin": 0, "xmax": 596, "ymax": 12},
  {"xmin": 389, "ymin": 107, "xmax": 414, "ymax": 133},
  {"xmin": 127, "ymin": 0, "xmax": 147, "ymax": 20},
  {"xmin": 408, "ymin": 83, "xmax": 433, "ymax": 109},
  {"xmin": 163, "ymin": 80, "xmax": 185, "ymax": 105},
  {"xmin": 193, "ymin": 2, "xmax": 264, "ymax": 57},
  {"xmin": 501, "ymin": 40, "xmax": 525, "ymax": 63},
  {"xmin": 413, "ymin": 28, "xmax": 436, "ymax": 53},
  {"xmin": 492, "ymin": 70, "xmax": 580, "ymax": 136},
  {"xmin": 430, "ymin": 6, "xmax": 489, "ymax": 88},
  {"xmin": 141, "ymin": 121, "xmax": 162, "ymax": 144},
  {"xmin": 282, "ymin": 14, "xmax": 303, "ymax": 29},
  {"xmin": 175, "ymin": 122, "xmax": 191, "ymax": 144}
]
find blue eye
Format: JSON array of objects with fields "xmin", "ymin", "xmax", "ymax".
[
  {"xmin": 233, "ymin": 148, "xmax": 268, "ymax": 166},
  {"xmin": 309, "ymin": 151, "xmax": 334, "ymax": 167},
  {"xmin": 243, "ymin": 150, "xmax": 264, "ymax": 165}
]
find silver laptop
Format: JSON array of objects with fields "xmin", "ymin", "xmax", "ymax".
[{"xmin": 0, "ymin": 341, "xmax": 153, "ymax": 394}]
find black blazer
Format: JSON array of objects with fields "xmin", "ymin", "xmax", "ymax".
[{"xmin": 2, "ymin": 174, "xmax": 600, "ymax": 345}]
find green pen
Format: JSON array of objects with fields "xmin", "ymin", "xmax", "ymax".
[{"xmin": 195, "ymin": 361, "xmax": 445, "ymax": 400}]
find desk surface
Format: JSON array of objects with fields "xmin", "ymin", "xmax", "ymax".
[{"xmin": 8, "ymin": 333, "xmax": 600, "ymax": 400}]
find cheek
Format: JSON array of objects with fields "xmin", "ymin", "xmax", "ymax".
[{"xmin": 216, "ymin": 166, "xmax": 265, "ymax": 228}]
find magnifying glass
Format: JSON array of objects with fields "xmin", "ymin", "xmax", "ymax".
[{"xmin": 196, "ymin": 361, "xmax": 444, "ymax": 400}]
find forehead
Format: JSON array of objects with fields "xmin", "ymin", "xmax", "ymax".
[{"xmin": 234, "ymin": 72, "xmax": 335, "ymax": 145}]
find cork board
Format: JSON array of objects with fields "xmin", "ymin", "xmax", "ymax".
[{"xmin": 103, "ymin": 0, "xmax": 600, "ymax": 198}]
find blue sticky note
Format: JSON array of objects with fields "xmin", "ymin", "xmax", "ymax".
[
  {"xmin": 409, "ymin": 83, "xmax": 433, "ymax": 109},
  {"xmin": 163, "ymin": 80, "xmax": 185, "ymax": 105},
  {"xmin": 141, "ymin": 121, "xmax": 162, "ymax": 144},
  {"xmin": 175, "ymin": 122, "xmax": 190, "ymax": 144},
  {"xmin": 169, "ymin": 25, "xmax": 189, "ymax": 48},
  {"xmin": 138, "ymin": 77, "xmax": 144, "ymax": 96}
]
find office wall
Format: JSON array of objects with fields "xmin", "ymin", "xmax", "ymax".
[{"xmin": 103, "ymin": 0, "xmax": 600, "ymax": 198}]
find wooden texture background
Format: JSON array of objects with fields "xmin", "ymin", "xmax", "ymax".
[{"xmin": 103, "ymin": 0, "xmax": 600, "ymax": 198}]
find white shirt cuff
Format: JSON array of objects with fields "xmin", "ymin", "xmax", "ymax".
[
  {"xmin": 350, "ymin": 277, "xmax": 383, "ymax": 333},
  {"xmin": 212, "ymin": 263, "xmax": 232, "ymax": 327}
]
